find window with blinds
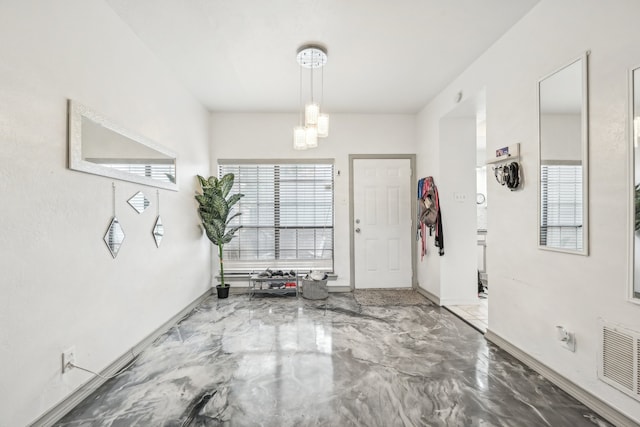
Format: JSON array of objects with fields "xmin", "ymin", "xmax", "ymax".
[
  {"xmin": 218, "ymin": 161, "xmax": 334, "ymax": 272},
  {"xmin": 540, "ymin": 163, "xmax": 583, "ymax": 250}
]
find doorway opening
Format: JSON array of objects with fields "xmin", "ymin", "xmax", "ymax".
[{"xmin": 441, "ymin": 90, "xmax": 488, "ymax": 333}]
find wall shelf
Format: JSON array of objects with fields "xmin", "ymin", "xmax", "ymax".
[{"xmin": 486, "ymin": 143, "xmax": 520, "ymax": 165}]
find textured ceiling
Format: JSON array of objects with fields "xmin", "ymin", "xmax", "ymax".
[{"xmin": 106, "ymin": 0, "xmax": 540, "ymax": 114}]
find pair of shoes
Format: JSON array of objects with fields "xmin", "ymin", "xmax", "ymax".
[{"xmin": 257, "ymin": 268, "xmax": 272, "ymax": 278}]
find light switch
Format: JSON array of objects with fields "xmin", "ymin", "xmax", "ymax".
[{"xmin": 454, "ymin": 193, "xmax": 466, "ymax": 202}]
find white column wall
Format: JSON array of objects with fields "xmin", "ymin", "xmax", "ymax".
[
  {"xmin": 416, "ymin": 0, "xmax": 640, "ymax": 419},
  {"xmin": 0, "ymin": 2, "xmax": 211, "ymax": 425},
  {"xmin": 210, "ymin": 113, "xmax": 417, "ymax": 289},
  {"xmin": 438, "ymin": 117, "xmax": 479, "ymax": 305}
]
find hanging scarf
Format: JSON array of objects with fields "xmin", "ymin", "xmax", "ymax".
[{"xmin": 418, "ymin": 176, "xmax": 444, "ymax": 259}]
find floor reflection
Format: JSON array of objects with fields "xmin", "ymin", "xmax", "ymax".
[{"xmin": 56, "ymin": 293, "xmax": 611, "ymax": 427}]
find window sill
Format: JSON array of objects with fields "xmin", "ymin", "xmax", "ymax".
[{"xmin": 216, "ymin": 273, "xmax": 338, "ymax": 282}]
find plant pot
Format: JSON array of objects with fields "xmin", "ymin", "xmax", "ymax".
[{"xmin": 216, "ymin": 285, "xmax": 230, "ymax": 299}]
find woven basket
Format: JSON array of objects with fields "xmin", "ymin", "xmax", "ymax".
[{"xmin": 302, "ymin": 278, "xmax": 328, "ymax": 300}]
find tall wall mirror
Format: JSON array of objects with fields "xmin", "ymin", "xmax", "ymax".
[
  {"xmin": 630, "ymin": 67, "xmax": 640, "ymax": 301},
  {"xmin": 538, "ymin": 53, "xmax": 589, "ymax": 255},
  {"xmin": 68, "ymin": 100, "xmax": 178, "ymax": 191}
]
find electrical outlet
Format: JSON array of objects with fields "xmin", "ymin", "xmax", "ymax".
[
  {"xmin": 62, "ymin": 346, "xmax": 76, "ymax": 373},
  {"xmin": 555, "ymin": 326, "xmax": 576, "ymax": 352},
  {"xmin": 562, "ymin": 331, "xmax": 576, "ymax": 352}
]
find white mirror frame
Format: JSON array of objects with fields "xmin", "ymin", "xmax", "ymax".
[
  {"xmin": 68, "ymin": 100, "xmax": 178, "ymax": 191},
  {"xmin": 537, "ymin": 52, "xmax": 589, "ymax": 255},
  {"xmin": 628, "ymin": 65, "xmax": 640, "ymax": 304}
]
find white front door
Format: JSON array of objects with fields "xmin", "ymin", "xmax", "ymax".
[{"xmin": 353, "ymin": 158, "xmax": 412, "ymax": 289}]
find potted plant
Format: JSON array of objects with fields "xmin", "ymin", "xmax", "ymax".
[
  {"xmin": 636, "ymin": 184, "xmax": 640, "ymax": 231},
  {"xmin": 195, "ymin": 174, "xmax": 244, "ymax": 298}
]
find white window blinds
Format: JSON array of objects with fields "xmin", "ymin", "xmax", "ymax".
[
  {"xmin": 218, "ymin": 161, "xmax": 334, "ymax": 272},
  {"xmin": 540, "ymin": 163, "xmax": 583, "ymax": 250}
]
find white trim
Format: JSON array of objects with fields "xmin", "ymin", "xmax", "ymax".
[
  {"xmin": 485, "ymin": 330, "xmax": 639, "ymax": 427},
  {"xmin": 416, "ymin": 286, "xmax": 441, "ymax": 306},
  {"xmin": 440, "ymin": 298, "xmax": 480, "ymax": 306},
  {"xmin": 628, "ymin": 66, "xmax": 640, "ymax": 305},
  {"xmin": 349, "ymin": 154, "xmax": 417, "ymax": 290},
  {"xmin": 28, "ymin": 289, "xmax": 212, "ymax": 427}
]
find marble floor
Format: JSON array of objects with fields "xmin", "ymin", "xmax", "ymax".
[
  {"xmin": 446, "ymin": 298, "xmax": 488, "ymax": 333},
  {"xmin": 57, "ymin": 293, "xmax": 612, "ymax": 427}
]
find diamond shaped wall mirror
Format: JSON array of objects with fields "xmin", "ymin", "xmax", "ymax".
[
  {"xmin": 153, "ymin": 216, "xmax": 164, "ymax": 248},
  {"xmin": 128, "ymin": 191, "xmax": 150, "ymax": 214},
  {"xmin": 104, "ymin": 217, "xmax": 125, "ymax": 258}
]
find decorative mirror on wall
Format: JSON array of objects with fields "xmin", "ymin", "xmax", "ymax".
[
  {"xmin": 630, "ymin": 67, "xmax": 640, "ymax": 301},
  {"xmin": 127, "ymin": 191, "xmax": 150, "ymax": 214},
  {"xmin": 68, "ymin": 100, "xmax": 178, "ymax": 191},
  {"xmin": 104, "ymin": 183, "xmax": 125, "ymax": 258},
  {"xmin": 153, "ymin": 190, "xmax": 164, "ymax": 248},
  {"xmin": 538, "ymin": 52, "xmax": 589, "ymax": 255},
  {"xmin": 104, "ymin": 217, "xmax": 125, "ymax": 258}
]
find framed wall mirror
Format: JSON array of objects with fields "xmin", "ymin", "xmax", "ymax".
[
  {"xmin": 630, "ymin": 66, "xmax": 640, "ymax": 301},
  {"xmin": 537, "ymin": 53, "xmax": 589, "ymax": 255},
  {"xmin": 68, "ymin": 100, "xmax": 178, "ymax": 191}
]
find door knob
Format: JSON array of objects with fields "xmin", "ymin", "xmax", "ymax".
[{"xmin": 355, "ymin": 228, "xmax": 361, "ymax": 233}]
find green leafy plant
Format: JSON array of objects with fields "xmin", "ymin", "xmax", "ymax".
[
  {"xmin": 636, "ymin": 184, "xmax": 640, "ymax": 231},
  {"xmin": 195, "ymin": 174, "xmax": 244, "ymax": 288}
]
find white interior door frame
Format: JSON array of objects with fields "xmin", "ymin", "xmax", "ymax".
[{"xmin": 349, "ymin": 154, "xmax": 417, "ymax": 290}]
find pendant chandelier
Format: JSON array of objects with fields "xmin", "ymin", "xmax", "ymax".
[{"xmin": 293, "ymin": 44, "xmax": 329, "ymax": 150}]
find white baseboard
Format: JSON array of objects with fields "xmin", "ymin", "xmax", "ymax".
[
  {"xmin": 440, "ymin": 298, "xmax": 481, "ymax": 306},
  {"xmin": 416, "ymin": 286, "xmax": 441, "ymax": 306},
  {"xmin": 485, "ymin": 330, "xmax": 639, "ymax": 427},
  {"xmin": 29, "ymin": 288, "xmax": 213, "ymax": 427}
]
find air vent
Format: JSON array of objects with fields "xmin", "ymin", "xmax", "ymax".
[{"xmin": 598, "ymin": 321, "xmax": 639, "ymax": 401}]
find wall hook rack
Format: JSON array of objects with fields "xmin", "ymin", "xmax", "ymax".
[{"xmin": 487, "ymin": 143, "xmax": 522, "ymax": 190}]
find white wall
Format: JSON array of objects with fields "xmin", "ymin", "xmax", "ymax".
[
  {"xmin": 477, "ymin": 166, "xmax": 488, "ymax": 231},
  {"xmin": 438, "ymin": 116, "xmax": 478, "ymax": 304},
  {"xmin": 417, "ymin": 0, "xmax": 640, "ymax": 420},
  {"xmin": 210, "ymin": 113, "xmax": 416, "ymax": 288},
  {"xmin": 416, "ymin": 106, "xmax": 442, "ymax": 297},
  {"xmin": 0, "ymin": 1, "xmax": 211, "ymax": 425}
]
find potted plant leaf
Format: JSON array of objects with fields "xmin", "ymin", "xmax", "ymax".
[
  {"xmin": 636, "ymin": 184, "xmax": 640, "ymax": 231},
  {"xmin": 195, "ymin": 174, "xmax": 244, "ymax": 298}
]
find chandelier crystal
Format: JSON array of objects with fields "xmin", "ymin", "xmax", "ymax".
[{"xmin": 293, "ymin": 44, "xmax": 329, "ymax": 150}]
